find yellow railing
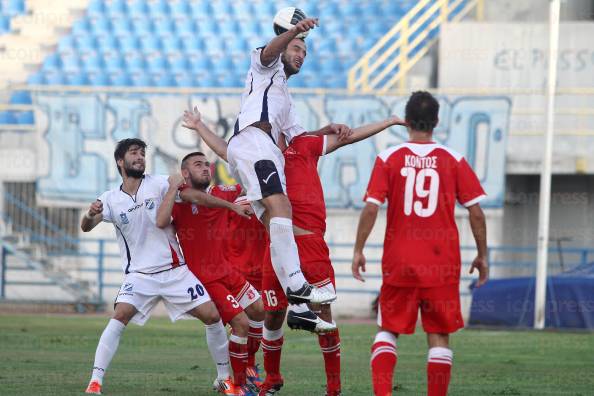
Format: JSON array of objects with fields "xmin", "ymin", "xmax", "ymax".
[{"xmin": 348, "ymin": 0, "xmax": 482, "ymax": 94}]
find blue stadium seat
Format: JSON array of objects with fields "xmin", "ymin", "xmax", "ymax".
[
  {"xmin": 147, "ymin": 0, "xmax": 169, "ymax": 16},
  {"xmin": 182, "ymin": 38, "xmax": 204, "ymax": 52},
  {"xmin": 231, "ymin": 2, "xmax": 252, "ymax": 19},
  {"xmin": 88, "ymin": 16, "xmax": 111, "ymax": 34},
  {"xmin": 193, "ymin": 73, "xmax": 216, "ymax": 87},
  {"xmin": 117, "ymin": 36, "xmax": 139, "ymax": 52},
  {"xmin": 4, "ymin": 0, "xmax": 26, "ymax": 15},
  {"xmin": 96, "ymin": 33, "xmax": 118, "ymax": 51},
  {"xmin": 152, "ymin": 72, "xmax": 175, "ymax": 87},
  {"xmin": 65, "ymin": 71, "xmax": 89, "ymax": 85},
  {"xmin": 173, "ymin": 71, "xmax": 194, "ymax": 87},
  {"xmin": 80, "ymin": 50, "xmax": 103, "ymax": 71},
  {"xmin": 0, "ymin": 15, "xmax": 11, "ymax": 34},
  {"xmin": 0, "ymin": 111, "xmax": 17, "ymax": 124},
  {"xmin": 129, "ymin": 71, "xmax": 152, "ymax": 86},
  {"xmin": 131, "ymin": 16, "xmax": 153, "ymax": 34},
  {"xmin": 211, "ymin": 1, "xmax": 233, "ymax": 19},
  {"xmin": 124, "ymin": 51, "xmax": 146, "ymax": 71},
  {"xmin": 111, "ymin": 15, "xmax": 133, "ymax": 34},
  {"xmin": 146, "ymin": 53, "xmax": 167, "ymax": 72},
  {"xmin": 167, "ymin": 54, "xmax": 189, "ymax": 71},
  {"xmin": 59, "ymin": 52, "xmax": 81, "ymax": 71},
  {"xmin": 186, "ymin": 52, "xmax": 212, "ymax": 71},
  {"xmin": 74, "ymin": 35, "xmax": 97, "ymax": 50},
  {"xmin": 87, "ymin": 0, "xmax": 105, "ymax": 16},
  {"xmin": 105, "ymin": 0, "xmax": 127, "ymax": 14},
  {"xmin": 153, "ymin": 17, "xmax": 175, "ymax": 35},
  {"xmin": 139, "ymin": 35, "xmax": 161, "ymax": 52},
  {"xmin": 87, "ymin": 70, "xmax": 110, "ymax": 86},
  {"xmin": 15, "ymin": 111, "xmax": 34, "ymax": 124},
  {"xmin": 127, "ymin": 0, "xmax": 149, "ymax": 15},
  {"xmin": 44, "ymin": 70, "xmax": 66, "ymax": 85},
  {"xmin": 108, "ymin": 71, "xmax": 132, "ymax": 86},
  {"xmin": 42, "ymin": 54, "xmax": 61, "ymax": 70},
  {"xmin": 189, "ymin": 2, "xmax": 212, "ymax": 18},
  {"xmin": 175, "ymin": 17, "xmax": 195, "ymax": 35},
  {"xmin": 169, "ymin": 0, "xmax": 190, "ymax": 17},
  {"xmin": 10, "ymin": 91, "xmax": 32, "ymax": 104},
  {"xmin": 103, "ymin": 50, "xmax": 124, "ymax": 71},
  {"xmin": 161, "ymin": 36, "xmax": 183, "ymax": 53}
]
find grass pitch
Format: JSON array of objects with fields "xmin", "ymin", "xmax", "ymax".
[{"xmin": 0, "ymin": 314, "xmax": 593, "ymax": 395}]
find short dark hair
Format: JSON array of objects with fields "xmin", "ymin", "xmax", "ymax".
[
  {"xmin": 181, "ymin": 151, "xmax": 206, "ymax": 169},
  {"xmin": 114, "ymin": 138, "xmax": 146, "ymax": 175},
  {"xmin": 405, "ymin": 91, "xmax": 439, "ymax": 132}
]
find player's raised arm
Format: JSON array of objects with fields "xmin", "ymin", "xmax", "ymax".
[
  {"xmin": 325, "ymin": 116, "xmax": 407, "ymax": 154},
  {"xmin": 182, "ymin": 106, "xmax": 229, "ymax": 162},
  {"xmin": 156, "ymin": 175, "xmax": 185, "ymax": 228},
  {"xmin": 468, "ymin": 203, "xmax": 489, "ymax": 287},
  {"xmin": 80, "ymin": 200, "xmax": 104, "ymax": 232},
  {"xmin": 352, "ymin": 202, "xmax": 380, "ymax": 282},
  {"xmin": 261, "ymin": 17, "xmax": 318, "ymax": 66},
  {"xmin": 179, "ymin": 187, "xmax": 253, "ymax": 219}
]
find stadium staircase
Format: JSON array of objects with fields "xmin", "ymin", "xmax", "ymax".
[
  {"xmin": 0, "ymin": 192, "xmax": 103, "ymax": 311},
  {"xmin": 348, "ymin": 0, "xmax": 483, "ymax": 93}
]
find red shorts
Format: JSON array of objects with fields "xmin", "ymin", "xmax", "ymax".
[
  {"xmin": 377, "ymin": 282, "xmax": 464, "ymax": 334},
  {"xmin": 262, "ymin": 234, "xmax": 335, "ymax": 311},
  {"xmin": 204, "ymin": 270, "xmax": 260, "ymax": 324}
]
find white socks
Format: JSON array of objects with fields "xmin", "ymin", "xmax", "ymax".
[
  {"xmin": 268, "ymin": 217, "xmax": 307, "ymax": 292},
  {"xmin": 205, "ymin": 320, "xmax": 231, "ymax": 380},
  {"xmin": 91, "ymin": 319, "xmax": 126, "ymax": 385},
  {"xmin": 263, "ymin": 326, "xmax": 284, "ymax": 341},
  {"xmin": 428, "ymin": 347, "xmax": 453, "ymax": 365}
]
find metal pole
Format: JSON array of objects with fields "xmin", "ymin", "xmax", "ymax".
[
  {"xmin": 534, "ymin": 0, "xmax": 560, "ymax": 330},
  {"xmin": 1, "ymin": 246, "xmax": 7, "ymax": 299},
  {"xmin": 98, "ymin": 240, "xmax": 105, "ymax": 302}
]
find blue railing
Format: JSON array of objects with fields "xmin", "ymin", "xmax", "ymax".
[{"xmin": 1, "ymin": 237, "xmax": 592, "ymax": 302}]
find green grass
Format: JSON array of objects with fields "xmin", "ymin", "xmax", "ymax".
[{"xmin": 1, "ymin": 314, "xmax": 593, "ymax": 395}]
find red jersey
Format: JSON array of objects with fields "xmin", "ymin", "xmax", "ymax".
[
  {"xmin": 364, "ymin": 142, "xmax": 486, "ymax": 287},
  {"xmin": 227, "ymin": 197, "xmax": 268, "ymax": 280},
  {"xmin": 284, "ymin": 134, "xmax": 327, "ymax": 235},
  {"xmin": 171, "ymin": 184, "xmax": 241, "ymax": 284}
]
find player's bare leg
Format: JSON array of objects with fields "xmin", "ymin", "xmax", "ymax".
[
  {"xmin": 260, "ymin": 193, "xmax": 335, "ymax": 305},
  {"xmin": 426, "ymin": 333, "xmax": 452, "ymax": 396},
  {"xmin": 186, "ymin": 302, "xmax": 233, "ymax": 389},
  {"xmin": 261, "ymin": 310, "xmax": 287, "ymax": 395},
  {"xmin": 370, "ymin": 327, "xmax": 399, "ymax": 396},
  {"xmin": 86, "ymin": 303, "xmax": 137, "ymax": 394},
  {"xmin": 316, "ymin": 305, "xmax": 341, "ymax": 396}
]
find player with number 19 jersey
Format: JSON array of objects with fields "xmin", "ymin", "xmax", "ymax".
[{"xmin": 365, "ymin": 142, "xmax": 486, "ymax": 288}]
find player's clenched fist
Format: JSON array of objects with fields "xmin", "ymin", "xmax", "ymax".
[
  {"xmin": 87, "ymin": 200, "xmax": 103, "ymax": 217},
  {"xmin": 168, "ymin": 174, "xmax": 185, "ymax": 189},
  {"xmin": 292, "ymin": 17, "xmax": 319, "ymax": 34},
  {"xmin": 231, "ymin": 203, "xmax": 253, "ymax": 219}
]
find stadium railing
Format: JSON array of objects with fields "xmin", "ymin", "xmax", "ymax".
[{"xmin": 2, "ymin": 237, "xmax": 593, "ymax": 302}]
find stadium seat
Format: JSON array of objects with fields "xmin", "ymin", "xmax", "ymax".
[
  {"xmin": 169, "ymin": 1, "xmax": 191, "ymax": 17},
  {"xmin": 15, "ymin": 111, "xmax": 34, "ymax": 124},
  {"xmin": 0, "ymin": 111, "xmax": 17, "ymax": 124},
  {"xmin": 130, "ymin": 71, "xmax": 152, "ymax": 86},
  {"xmin": 44, "ymin": 70, "xmax": 66, "ymax": 85},
  {"xmin": 74, "ymin": 35, "xmax": 97, "ymax": 51},
  {"xmin": 127, "ymin": 0, "xmax": 149, "ymax": 15},
  {"xmin": 10, "ymin": 91, "xmax": 32, "ymax": 105},
  {"xmin": 139, "ymin": 36, "xmax": 161, "ymax": 52},
  {"xmin": 87, "ymin": 70, "xmax": 110, "ymax": 86},
  {"xmin": 108, "ymin": 71, "xmax": 132, "ymax": 86},
  {"xmin": 59, "ymin": 52, "xmax": 81, "ymax": 72},
  {"xmin": 27, "ymin": 72, "xmax": 45, "ymax": 85},
  {"xmin": 42, "ymin": 54, "xmax": 61, "ymax": 70},
  {"xmin": 131, "ymin": 16, "xmax": 153, "ymax": 34},
  {"xmin": 147, "ymin": 0, "xmax": 169, "ymax": 16},
  {"xmin": 80, "ymin": 51, "xmax": 104, "ymax": 71},
  {"xmin": 65, "ymin": 71, "xmax": 89, "ymax": 85},
  {"xmin": 173, "ymin": 71, "xmax": 194, "ymax": 87},
  {"xmin": 153, "ymin": 72, "xmax": 176, "ymax": 87}
]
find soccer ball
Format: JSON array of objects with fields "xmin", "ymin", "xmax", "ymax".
[{"xmin": 273, "ymin": 7, "xmax": 309, "ymax": 39}]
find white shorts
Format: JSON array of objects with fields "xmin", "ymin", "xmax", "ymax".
[
  {"xmin": 115, "ymin": 265, "xmax": 211, "ymax": 325},
  {"xmin": 227, "ymin": 126, "xmax": 287, "ymax": 219}
]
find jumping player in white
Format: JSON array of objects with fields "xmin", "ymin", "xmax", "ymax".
[
  {"xmin": 226, "ymin": 7, "xmax": 347, "ymax": 327},
  {"xmin": 82, "ymin": 138, "xmax": 251, "ymax": 395}
]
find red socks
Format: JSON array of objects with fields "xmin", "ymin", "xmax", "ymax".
[
  {"xmin": 318, "ymin": 329, "xmax": 341, "ymax": 395},
  {"xmin": 247, "ymin": 320, "xmax": 263, "ymax": 367},
  {"xmin": 228, "ymin": 334, "xmax": 248, "ymax": 386},
  {"xmin": 262, "ymin": 327, "xmax": 284, "ymax": 383},
  {"xmin": 427, "ymin": 347, "xmax": 453, "ymax": 396},
  {"xmin": 370, "ymin": 331, "xmax": 398, "ymax": 396}
]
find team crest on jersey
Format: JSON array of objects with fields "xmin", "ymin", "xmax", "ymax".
[
  {"xmin": 191, "ymin": 204, "xmax": 199, "ymax": 215},
  {"xmin": 217, "ymin": 184, "xmax": 237, "ymax": 192},
  {"xmin": 120, "ymin": 212, "xmax": 129, "ymax": 224},
  {"xmin": 123, "ymin": 283, "xmax": 133, "ymax": 292},
  {"xmin": 145, "ymin": 198, "xmax": 155, "ymax": 210}
]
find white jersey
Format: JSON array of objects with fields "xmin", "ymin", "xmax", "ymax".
[
  {"xmin": 233, "ymin": 47, "xmax": 306, "ymax": 143},
  {"xmin": 98, "ymin": 174, "xmax": 184, "ymax": 274}
]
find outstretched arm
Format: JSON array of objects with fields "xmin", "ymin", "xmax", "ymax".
[
  {"xmin": 179, "ymin": 188, "xmax": 253, "ymax": 219},
  {"xmin": 182, "ymin": 107, "xmax": 229, "ymax": 162},
  {"xmin": 352, "ymin": 202, "xmax": 380, "ymax": 282},
  {"xmin": 325, "ymin": 116, "xmax": 406, "ymax": 154},
  {"xmin": 261, "ymin": 17, "xmax": 319, "ymax": 66}
]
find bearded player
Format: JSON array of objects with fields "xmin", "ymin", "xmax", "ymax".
[
  {"xmin": 182, "ymin": 106, "xmax": 405, "ymax": 396},
  {"xmin": 156, "ymin": 152, "xmax": 265, "ymax": 396},
  {"xmin": 352, "ymin": 91, "xmax": 489, "ymax": 396}
]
